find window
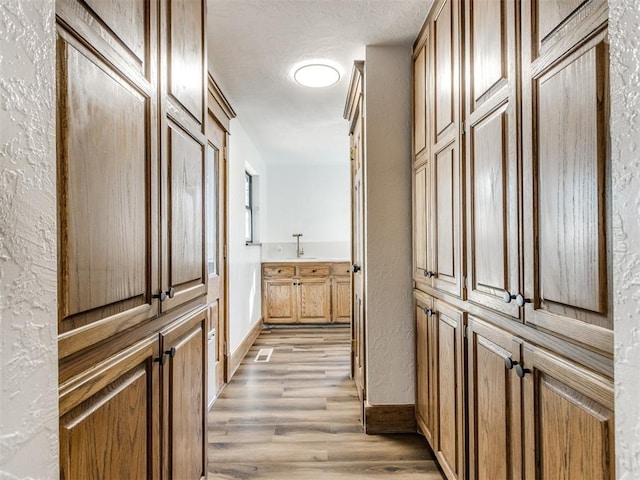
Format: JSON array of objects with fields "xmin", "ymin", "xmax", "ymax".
[{"xmin": 245, "ymin": 171, "xmax": 253, "ymax": 242}]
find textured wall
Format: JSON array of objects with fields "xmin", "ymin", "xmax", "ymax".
[
  {"xmin": 364, "ymin": 46, "xmax": 415, "ymax": 405},
  {"xmin": 227, "ymin": 119, "xmax": 268, "ymax": 354},
  {"xmin": 610, "ymin": 1, "xmax": 640, "ymax": 478},
  {"xmin": 0, "ymin": 1, "xmax": 58, "ymax": 479}
]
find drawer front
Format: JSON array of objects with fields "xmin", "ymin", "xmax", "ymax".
[
  {"xmin": 331, "ymin": 263, "xmax": 351, "ymax": 276},
  {"xmin": 263, "ymin": 266, "xmax": 295, "ymax": 278},
  {"xmin": 299, "ymin": 265, "xmax": 330, "ymax": 277}
]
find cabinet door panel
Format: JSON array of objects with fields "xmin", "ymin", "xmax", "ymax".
[
  {"xmin": 415, "ymin": 295, "xmax": 438, "ymax": 447},
  {"xmin": 164, "ymin": 122, "xmax": 207, "ymax": 310},
  {"xmin": 522, "ymin": 0, "xmax": 611, "ymax": 353},
  {"xmin": 433, "ymin": 143, "xmax": 463, "ymax": 297},
  {"xmin": 299, "ymin": 279, "xmax": 331, "ymax": 324},
  {"xmin": 522, "ymin": 345, "xmax": 614, "ymax": 480},
  {"xmin": 264, "ymin": 280, "xmax": 296, "ymax": 323},
  {"xmin": 414, "ymin": 44, "xmax": 427, "ymax": 155},
  {"xmin": 433, "ymin": 0, "xmax": 455, "ymax": 139},
  {"xmin": 434, "ymin": 300, "xmax": 465, "ymax": 480},
  {"xmin": 467, "ymin": 317, "xmax": 522, "ymax": 480},
  {"xmin": 57, "ymin": 34, "xmax": 158, "ymax": 357},
  {"xmin": 414, "ymin": 162, "xmax": 432, "ymax": 283},
  {"xmin": 332, "ymin": 278, "xmax": 351, "ymax": 324},
  {"xmin": 168, "ymin": 0, "xmax": 204, "ymax": 121},
  {"xmin": 161, "ymin": 309, "xmax": 207, "ymax": 480},
  {"xmin": 59, "ymin": 337, "xmax": 160, "ymax": 480}
]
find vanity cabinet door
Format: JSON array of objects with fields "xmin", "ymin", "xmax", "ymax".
[
  {"xmin": 264, "ymin": 279, "xmax": 297, "ymax": 324},
  {"xmin": 298, "ymin": 279, "xmax": 331, "ymax": 324}
]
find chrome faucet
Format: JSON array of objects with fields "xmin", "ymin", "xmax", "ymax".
[{"xmin": 292, "ymin": 233, "xmax": 304, "ymax": 258}]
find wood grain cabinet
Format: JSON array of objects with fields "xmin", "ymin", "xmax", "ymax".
[
  {"xmin": 262, "ymin": 262, "xmax": 349, "ymax": 325},
  {"xmin": 412, "ymin": 0, "xmax": 613, "ymax": 478},
  {"xmin": 56, "ymin": 0, "xmax": 208, "ymax": 477}
]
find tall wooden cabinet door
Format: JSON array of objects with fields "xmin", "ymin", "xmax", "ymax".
[
  {"xmin": 431, "ymin": 0, "xmax": 464, "ymax": 299},
  {"xmin": 464, "ymin": 0, "xmax": 521, "ymax": 319},
  {"xmin": 161, "ymin": 308, "xmax": 208, "ymax": 480},
  {"xmin": 413, "ymin": 161, "xmax": 434, "ymax": 289},
  {"xmin": 521, "ymin": 344, "xmax": 614, "ymax": 479},
  {"xmin": 433, "ymin": 299, "xmax": 465, "ymax": 480},
  {"xmin": 160, "ymin": 0, "xmax": 208, "ymax": 312},
  {"xmin": 298, "ymin": 279, "xmax": 331, "ymax": 324},
  {"xmin": 467, "ymin": 317, "xmax": 522, "ymax": 480},
  {"xmin": 414, "ymin": 38, "xmax": 429, "ymax": 160},
  {"xmin": 332, "ymin": 277, "xmax": 352, "ymax": 324},
  {"xmin": 59, "ymin": 336, "xmax": 161, "ymax": 480},
  {"xmin": 521, "ymin": 0, "xmax": 611, "ymax": 354},
  {"xmin": 56, "ymin": 0, "xmax": 160, "ymax": 359},
  {"xmin": 264, "ymin": 279, "xmax": 296, "ymax": 324},
  {"xmin": 415, "ymin": 294, "xmax": 438, "ymax": 449}
]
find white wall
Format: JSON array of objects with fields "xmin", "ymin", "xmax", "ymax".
[
  {"xmin": 263, "ymin": 162, "xmax": 350, "ymax": 259},
  {"xmin": 227, "ymin": 119, "xmax": 268, "ymax": 353},
  {"xmin": 0, "ymin": 1, "xmax": 59, "ymax": 478},
  {"xmin": 611, "ymin": 2, "xmax": 640, "ymax": 478},
  {"xmin": 363, "ymin": 45, "xmax": 414, "ymax": 405}
]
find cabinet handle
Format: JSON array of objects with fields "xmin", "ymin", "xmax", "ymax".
[
  {"xmin": 165, "ymin": 347, "xmax": 176, "ymax": 358},
  {"xmin": 166, "ymin": 287, "xmax": 175, "ymax": 299},
  {"xmin": 312, "ymin": 269, "xmax": 317, "ymax": 273},
  {"xmin": 502, "ymin": 291, "xmax": 516, "ymax": 303},
  {"xmin": 515, "ymin": 364, "xmax": 531, "ymax": 378},
  {"xmin": 423, "ymin": 307, "xmax": 436, "ymax": 317},
  {"xmin": 516, "ymin": 295, "xmax": 531, "ymax": 308},
  {"xmin": 504, "ymin": 357, "xmax": 519, "ymax": 370},
  {"xmin": 424, "ymin": 270, "xmax": 435, "ymax": 278},
  {"xmin": 153, "ymin": 291, "xmax": 167, "ymax": 302},
  {"xmin": 154, "ymin": 353, "xmax": 166, "ymax": 366},
  {"xmin": 352, "ymin": 264, "xmax": 361, "ymax": 273},
  {"xmin": 278, "ymin": 269, "xmax": 282, "ymax": 273}
]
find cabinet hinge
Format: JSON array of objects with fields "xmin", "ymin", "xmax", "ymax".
[
  {"xmin": 223, "ymin": 244, "xmax": 227, "ymax": 258},
  {"xmin": 462, "ymin": 275, "xmax": 467, "ymax": 289},
  {"xmin": 223, "ymin": 146, "xmax": 228, "ymax": 160},
  {"xmin": 464, "ymin": 325, "xmax": 468, "ymax": 338},
  {"xmin": 462, "ymin": 121, "xmax": 467, "ymax": 135}
]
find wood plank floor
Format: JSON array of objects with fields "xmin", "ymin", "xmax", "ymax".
[{"xmin": 207, "ymin": 327, "xmax": 444, "ymax": 479}]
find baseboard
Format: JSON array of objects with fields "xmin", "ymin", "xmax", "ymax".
[
  {"xmin": 228, "ymin": 317, "xmax": 263, "ymax": 380},
  {"xmin": 364, "ymin": 402, "xmax": 416, "ymax": 434}
]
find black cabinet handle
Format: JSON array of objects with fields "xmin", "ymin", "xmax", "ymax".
[
  {"xmin": 165, "ymin": 347, "xmax": 176, "ymax": 358},
  {"xmin": 424, "ymin": 270, "xmax": 435, "ymax": 278},
  {"xmin": 154, "ymin": 353, "xmax": 166, "ymax": 366},
  {"xmin": 352, "ymin": 264, "xmax": 361, "ymax": 273},
  {"xmin": 423, "ymin": 307, "xmax": 436, "ymax": 317},
  {"xmin": 278, "ymin": 269, "xmax": 282, "ymax": 273},
  {"xmin": 312, "ymin": 269, "xmax": 317, "ymax": 273},
  {"xmin": 503, "ymin": 291, "xmax": 516, "ymax": 303},
  {"xmin": 166, "ymin": 287, "xmax": 175, "ymax": 299},
  {"xmin": 504, "ymin": 357, "xmax": 519, "ymax": 370},
  {"xmin": 153, "ymin": 291, "xmax": 167, "ymax": 302},
  {"xmin": 516, "ymin": 295, "xmax": 531, "ymax": 307},
  {"xmin": 515, "ymin": 364, "xmax": 531, "ymax": 378}
]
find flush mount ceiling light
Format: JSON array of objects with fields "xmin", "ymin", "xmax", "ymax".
[{"xmin": 294, "ymin": 64, "xmax": 340, "ymax": 88}]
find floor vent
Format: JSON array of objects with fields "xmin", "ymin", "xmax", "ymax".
[{"xmin": 254, "ymin": 348, "xmax": 273, "ymax": 363}]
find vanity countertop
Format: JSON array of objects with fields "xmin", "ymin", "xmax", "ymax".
[{"xmin": 261, "ymin": 258, "xmax": 350, "ymax": 264}]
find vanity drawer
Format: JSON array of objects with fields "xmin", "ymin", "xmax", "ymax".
[
  {"xmin": 331, "ymin": 263, "xmax": 351, "ymax": 276},
  {"xmin": 299, "ymin": 265, "xmax": 330, "ymax": 277},
  {"xmin": 263, "ymin": 265, "xmax": 295, "ymax": 277}
]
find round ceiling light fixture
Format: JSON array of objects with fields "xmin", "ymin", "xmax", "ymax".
[{"xmin": 294, "ymin": 63, "xmax": 340, "ymax": 88}]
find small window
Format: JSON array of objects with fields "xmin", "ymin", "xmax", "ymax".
[{"xmin": 245, "ymin": 171, "xmax": 253, "ymax": 242}]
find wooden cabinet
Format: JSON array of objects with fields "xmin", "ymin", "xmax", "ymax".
[
  {"xmin": 521, "ymin": 0, "xmax": 611, "ymax": 354},
  {"xmin": 262, "ymin": 262, "xmax": 347, "ymax": 324},
  {"xmin": 415, "ymin": 293, "xmax": 466, "ymax": 480},
  {"xmin": 412, "ymin": 0, "xmax": 464, "ymax": 299},
  {"xmin": 467, "ymin": 317, "xmax": 522, "ymax": 480},
  {"xmin": 160, "ymin": 310, "xmax": 208, "ymax": 480},
  {"xmin": 412, "ymin": 0, "xmax": 612, "ymax": 478},
  {"xmin": 56, "ymin": 0, "xmax": 208, "ymax": 477},
  {"xmin": 59, "ymin": 336, "xmax": 161, "ymax": 480},
  {"xmin": 522, "ymin": 344, "xmax": 614, "ymax": 479},
  {"xmin": 59, "ymin": 307, "xmax": 208, "ymax": 480},
  {"xmin": 467, "ymin": 317, "xmax": 614, "ymax": 480}
]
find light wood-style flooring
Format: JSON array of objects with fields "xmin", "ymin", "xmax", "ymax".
[{"xmin": 207, "ymin": 327, "xmax": 444, "ymax": 479}]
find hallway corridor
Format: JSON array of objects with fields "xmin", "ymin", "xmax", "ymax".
[{"xmin": 207, "ymin": 327, "xmax": 444, "ymax": 479}]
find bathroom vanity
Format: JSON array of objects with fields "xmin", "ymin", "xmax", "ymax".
[{"xmin": 262, "ymin": 261, "xmax": 351, "ymax": 324}]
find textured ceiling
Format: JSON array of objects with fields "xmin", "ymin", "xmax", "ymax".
[{"xmin": 207, "ymin": 0, "xmax": 431, "ymax": 165}]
